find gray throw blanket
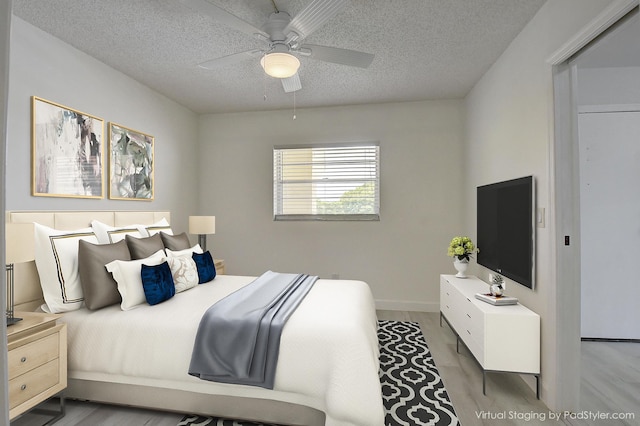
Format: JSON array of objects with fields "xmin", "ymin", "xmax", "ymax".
[{"xmin": 188, "ymin": 271, "xmax": 317, "ymax": 389}]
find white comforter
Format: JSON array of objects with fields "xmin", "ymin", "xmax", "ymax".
[{"xmin": 60, "ymin": 275, "xmax": 384, "ymax": 426}]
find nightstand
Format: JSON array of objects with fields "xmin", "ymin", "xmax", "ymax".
[
  {"xmin": 7, "ymin": 312, "xmax": 67, "ymax": 423},
  {"xmin": 214, "ymin": 259, "xmax": 225, "ymax": 275}
]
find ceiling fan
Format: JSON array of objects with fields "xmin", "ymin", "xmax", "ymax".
[{"xmin": 180, "ymin": 0, "xmax": 375, "ymax": 93}]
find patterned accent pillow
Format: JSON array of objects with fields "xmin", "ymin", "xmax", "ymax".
[
  {"xmin": 167, "ymin": 255, "xmax": 199, "ymax": 293},
  {"xmin": 140, "ymin": 261, "xmax": 175, "ymax": 305},
  {"xmin": 192, "ymin": 251, "xmax": 216, "ymax": 283}
]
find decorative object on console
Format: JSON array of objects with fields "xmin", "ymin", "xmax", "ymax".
[
  {"xmin": 490, "ymin": 273, "xmax": 504, "ymax": 296},
  {"xmin": 32, "ymin": 96, "xmax": 104, "ymax": 199},
  {"xmin": 5, "ymin": 223, "xmax": 35, "ymax": 325},
  {"xmin": 475, "ymin": 293, "xmax": 518, "ymax": 306},
  {"xmin": 108, "ymin": 122, "xmax": 154, "ymax": 200},
  {"xmin": 447, "ymin": 236, "xmax": 477, "ymax": 278},
  {"xmin": 189, "ymin": 216, "xmax": 216, "ymax": 251}
]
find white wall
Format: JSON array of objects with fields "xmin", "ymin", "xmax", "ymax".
[
  {"xmin": 6, "ymin": 17, "xmax": 200, "ymax": 232},
  {"xmin": 578, "ymin": 66, "xmax": 640, "ymax": 106},
  {"xmin": 197, "ymin": 100, "xmax": 465, "ymax": 311},
  {"xmin": 1, "ymin": 1, "xmax": 12, "ymax": 423},
  {"xmin": 462, "ymin": 0, "xmax": 620, "ymax": 411}
]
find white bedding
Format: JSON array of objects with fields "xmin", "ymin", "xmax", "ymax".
[{"xmin": 59, "ymin": 275, "xmax": 384, "ymax": 426}]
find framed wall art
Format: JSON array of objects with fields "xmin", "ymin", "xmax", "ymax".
[
  {"xmin": 31, "ymin": 96, "xmax": 104, "ymax": 198},
  {"xmin": 109, "ymin": 122, "xmax": 154, "ymax": 200}
]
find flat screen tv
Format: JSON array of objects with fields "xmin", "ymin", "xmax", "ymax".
[{"xmin": 477, "ymin": 176, "xmax": 535, "ymax": 289}]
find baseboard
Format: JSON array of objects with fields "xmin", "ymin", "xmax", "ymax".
[
  {"xmin": 581, "ymin": 337, "xmax": 640, "ymax": 343},
  {"xmin": 375, "ymin": 299, "xmax": 439, "ymax": 312}
]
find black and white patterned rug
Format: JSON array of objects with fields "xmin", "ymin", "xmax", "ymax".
[{"xmin": 178, "ymin": 320, "xmax": 459, "ymax": 426}]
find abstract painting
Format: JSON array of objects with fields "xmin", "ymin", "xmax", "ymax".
[
  {"xmin": 32, "ymin": 96, "xmax": 104, "ymax": 198},
  {"xmin": 109, "ymin": 122, "xmax": 154, "ymax": 200}
]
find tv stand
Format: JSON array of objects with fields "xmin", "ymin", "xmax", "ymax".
[{"xmin": 439, "ymin": 274, "xmax": 540, "ymax": 398}]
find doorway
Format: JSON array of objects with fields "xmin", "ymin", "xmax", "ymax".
[{"xmin": 552, "ymin": 4, "xmax": 639, "ymax": 420}]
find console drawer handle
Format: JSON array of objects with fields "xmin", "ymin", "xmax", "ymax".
[
  {"xmin": 20, "ymin": 384, "xmax": 27, "ymax": 391},
  {"xmin": 20, "ymin": 357, "xmax": 27, "ymax": 363}
]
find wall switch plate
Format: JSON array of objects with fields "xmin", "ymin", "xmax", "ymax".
[{"xmin": 537, "ymin": 207, "xmax": 545, "ymax": 228}]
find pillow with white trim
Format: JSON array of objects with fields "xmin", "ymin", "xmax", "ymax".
[
  {"xmin": 166, "ymin": 255, "xmax": 199, "ymax": 293},
  {"xmin": 165, "ymin": 244, "xmax": 203, "ymax": 258},
  {"xmin": 105, "ymin": 250, "xmax": 166, "ymax": 310},
  {"xmin": 141, "ymin": 218, "xmax": 172, "ymax": 237},
  {"xmin": 33, "ymin": 223, "xmax": 99, "ymax": 313},
  {"xmin": 91, "ymin": 220, "xmax": 144, "ymax": 244}
]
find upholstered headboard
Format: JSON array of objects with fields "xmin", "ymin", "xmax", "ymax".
[{"xmin": 5, "ymin": 211, "xmax": 170, "ymax": 312}]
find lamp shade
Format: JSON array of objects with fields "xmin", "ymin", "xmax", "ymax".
[
  {"xmin": 5, "ymin": 222, "xmax": 35, "ymax": 264},
  {"xmin": 260, "ymin": 52, "xmax": 300, "ymax": 78},
  {"xmin": 189, "ymin": 216, "xmax": 216, "ymax": 235}
]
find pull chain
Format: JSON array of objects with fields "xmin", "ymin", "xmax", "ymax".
[
  {"xmin": 263, "ymin": 53, "xmax": 267, "ymax": 101},
  {"xmin": 292, "ymin": 90, "xmax": 296, "ymax": 120}
]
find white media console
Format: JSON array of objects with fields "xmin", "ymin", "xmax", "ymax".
[{"xmin": 439, "ymin": 274, "xmax": 541, "ymax": 398}]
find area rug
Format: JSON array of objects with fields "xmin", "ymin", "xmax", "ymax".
[{"xmin": 178, "ymin": 320, "xmax": 459, "ymax": 426}]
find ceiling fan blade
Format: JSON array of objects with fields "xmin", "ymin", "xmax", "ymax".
[
  {"xmin": 302, "ymin": 44, "xmax": 374, "ymax": 68},
  {"xmin": 281, "ymin": 73, "xmax": 302, "ymax": 93},
  {"xmin": 284, "ymin": 0, "xmax": 348, "ymax": 40},
  {"xmin": 180, "ymin": 0, "xmax": 268, "ymax": 38},
  {"xmin": 198, "ymin": 49, "xmax": 263, "ymax": 69}
]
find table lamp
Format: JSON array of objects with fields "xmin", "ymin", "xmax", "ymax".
[
  {"xmin": 189, "ymin": 216, "xmax": 215, "ymax": 252},
  {"xmin": 5, "ymin": 222, "xmax": 35, "ymax": 326}
]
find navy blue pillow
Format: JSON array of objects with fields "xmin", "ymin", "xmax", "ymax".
[
  {"xmin": 192, "ymin": 251, "xmax": 216, "ymax": 283},
  {"xmin": 140, "ymin": 261, "xmax": 175, "ymax": 305}
]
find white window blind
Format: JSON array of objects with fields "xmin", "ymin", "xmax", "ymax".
[{"xmin": 273, "ymin": 143, "xmax": 380, "ymax": 221}]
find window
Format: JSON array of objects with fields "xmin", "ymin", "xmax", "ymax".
[{"xmin": 273, "ymin": 143, "xmax": 380, "ymax": 221}]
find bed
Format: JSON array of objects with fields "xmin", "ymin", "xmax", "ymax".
[{"xmin": 6, "ymin": 211, "xmax": 384, "ymax": 426}]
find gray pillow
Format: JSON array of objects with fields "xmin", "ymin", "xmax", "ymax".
[
  {"xmin": 160, "ymin": 231, "xmax": 191, "ymax": 251},
  {"xmin": 126, "ymin": 233, "xmax": 165, "ymax": 260},
  {"xmin": 78, "ymin": 239, "xmax": 131, "ymax": 310}
]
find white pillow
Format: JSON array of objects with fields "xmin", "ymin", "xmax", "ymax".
[
  {"xmin": 33, "ymin": 223, "xmax": 99, "ymax": 313},
  {"xmin": 166, "ymin": 244, "xmax": 203, "ymax": 258},
  {"xmin": 105, "ymin": 250, "xmax": 166, "ymax": 310},
  {"xmin": 167, "ymin": 255, "xmax": 199, "ymax": 293},
  {"xmin": 91, "ymin": 220, "xmax": 144, "ymax": 244},
  {"xmin": 141, "ymin": 218, "xmax": 172, "ymax": 237}
]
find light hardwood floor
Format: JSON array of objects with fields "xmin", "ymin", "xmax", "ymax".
[{"xmin": 10, "ymin": 311, "xmax": 639, "ymax": 426}]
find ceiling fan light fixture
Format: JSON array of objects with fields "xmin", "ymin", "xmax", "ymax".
[{"xmin": 260, "ymin": 52, "xmax": 300, "ymax": 78}]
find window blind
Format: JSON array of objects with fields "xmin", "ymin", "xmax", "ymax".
[{"xmin": 273, "ymin": 143, "xmax": 380, "ymax": 221}]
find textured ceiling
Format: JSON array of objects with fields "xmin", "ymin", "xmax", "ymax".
[{"xmin": 13, "ymin": 0, "xmax": 546, "ymax": 114}]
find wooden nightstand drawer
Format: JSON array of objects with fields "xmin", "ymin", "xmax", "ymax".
[
  {"xmin": 7, "ymin": 312, "xmax": 68, "ymax": 421},
  {"xmin": 8, "ymin": 332, "xmax": 59, "ymax": 379},
  {"xmin": 9, "ymin": 359, "xmax": 60, "ymax": 409}
]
